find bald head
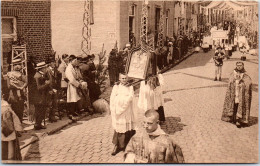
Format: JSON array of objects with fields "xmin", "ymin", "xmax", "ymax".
[{"xmin": 143, "ymin": 110, "xmax": 159, "ymax": 133}]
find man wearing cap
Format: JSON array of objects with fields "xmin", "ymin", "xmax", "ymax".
[
  {"xmin": 33, "ymin": 62, "xmax": 50, "ymax": 130},
  {"xmin": 65, "ymin": 55, "xmax": 83, "ymax": 120},
  {"xmin": 78, "ymin": 56, "xmax": 93, "ymax": 114},
  {"xmin": 81, "ymin": 55, "xmax": 101, "ymax": 105},
  {"xmin": 213, "ymin": 46, "xmax": 225, "ymax": 81},
  {"xmin": 46, "ymin": 57, "xmax": 59, "ymax": 122},
  {"xmin": 110, "ymin": 73, "xmax": 136, "ymax": 156},
  {"xmin": 6, "ymin": 58, "xmax": 28, "ymax": 123},
  {"xmin": 221, "ymin": 62, "xmax": 252, "ymax": 128}
]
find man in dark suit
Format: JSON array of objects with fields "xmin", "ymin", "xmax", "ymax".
[
  {"xmin": 46, "ymin": 57, "xmax": 59, "ymax": 122},
  {"xmin": 33, "ymin": 62, "xmax": 51, "ymax": 130}
]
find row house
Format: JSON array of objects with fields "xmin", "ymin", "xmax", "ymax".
[
  {"xmin": 51, "ymin": 1, "xmax": 199, "ymax": 60},
  {"xmin": 1, "ymin": 0, "xmax": 200, "ymax": 68}
]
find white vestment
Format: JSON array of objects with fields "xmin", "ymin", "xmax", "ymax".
[{"xmin": 110, "ymin": 84, "xmax": 136, "ymax": 133}]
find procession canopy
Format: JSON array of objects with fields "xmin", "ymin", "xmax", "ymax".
[{"xmin": 203, "ymin": 0, "xmax": 258, "ymax": 11}]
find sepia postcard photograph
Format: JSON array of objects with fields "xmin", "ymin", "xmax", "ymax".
[{"xmin": 1, "ymin": 0, "xmax": 259, "ymax": 164}]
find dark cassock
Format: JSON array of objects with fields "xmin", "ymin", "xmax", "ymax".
[{"xmin": 108, "ymin": 49, "xmax": 120, "ymax": 86}]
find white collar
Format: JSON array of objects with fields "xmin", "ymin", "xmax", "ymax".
[{"xmin": 147, "ymin": 125, "xmax": 166, "ymax": 136}]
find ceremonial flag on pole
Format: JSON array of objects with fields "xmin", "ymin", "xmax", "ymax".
[
  {"xmin": 90, "ymin": 0, "xmax": 94, "ymax": 24},
  {"xmin": 181, "ymin": 2, "xmax": 185, "ymax": 15},
  {"xmin": 205, "ymin": 8, "xmax": 208, "ymax": 15}
]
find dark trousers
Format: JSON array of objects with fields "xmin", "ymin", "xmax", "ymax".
[
  {"xmin": 109, "ymin": 69, "xmax": 119, "ymax": 86},
  {"xmin": 156, "ymin": 106, "xmax": 166, "ymax": 122},
  {"xmin": 78, "ymin": 90, "xmax": 91, "ymax": 111},
  {"xmin": 49, "ymin": 93, "xmax": 58, "ymax": 118},
  {"xmin": 67, "ymin": 102, "xmax": 78, "ymax": 115},
  {"xmin": 10, "ymin": 100, "xmax": 24, "ymax": 123},
  {"xmin": 157, "ymin": 56, "xmax": 163, "ymax": 70},
  {"xmin": 34, "ymin": 104, "xmax": 46, "ymax": 126},
  {"xmin": 163, "ymin": 54, "xmax": 168, "ymax": 67},
  {"xmin": 112, "ymin": 130, "xmax": 136, "ymax": 149},
  {"xmin": 233, "ymin": 103, "xmax": 239, "ymax": 123}
]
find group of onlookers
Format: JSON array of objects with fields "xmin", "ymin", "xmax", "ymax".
[
  {"xmin": 2, "ymin": 53, "xmax": 102, "ymax": 130},
  {"xmin": 1, "ymin": 53, "xmax": 103, "ymax": 160}
]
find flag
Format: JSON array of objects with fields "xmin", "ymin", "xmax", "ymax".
[
  {"xmin": 181, "ymin": 2, "xmax": 185, "ymax": 15},
  {"xmin": 90, "ymin": 0, "xmax": 94, "ymax": 24},
  {"xmin": 114, "ymin": 41, "xmax": 118, "ymax": 52},
  {"xmin": 205, "ymin": 8, "xmax": 208, "ymax": 15}
]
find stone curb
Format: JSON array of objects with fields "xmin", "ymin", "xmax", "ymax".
[
  {"xmin": 160, "ymin": 50, "xmax": 195, "ymax": 74},
  {"xmin": 46, "ymin": 112, "xmax": 89, "ymax": 135},
  {"xmin": 20, "ymin": 113, "xmax": 89, "ymax": 150}
]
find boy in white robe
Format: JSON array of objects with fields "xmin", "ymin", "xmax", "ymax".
[{"xmin": 110, "ymin": 73, "xmax": 136, "ymax": 155}]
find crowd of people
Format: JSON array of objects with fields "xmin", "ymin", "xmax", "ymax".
[
  {"xmin": 1, "ymin": 52, "xmax": 105, "ymax": 160},
  {"xmin": 2, "ymin": 53, "xmax": 102, "ymax": 129}
]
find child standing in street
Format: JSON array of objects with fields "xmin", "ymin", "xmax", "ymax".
[
  {"xmin": 240, "ymin": 44, "xmax": 247, "ymax": 61},
  {"xmin": 213, "ymin": 46, "xmax": 225, "ymax": 81}
]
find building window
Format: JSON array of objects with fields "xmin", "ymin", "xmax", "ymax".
[
  {"xmin": 2, "ymin": 17, "xmax": 17, "ymax": 39},
  {"xmin": 129, "ymin": 4, "xmax": 136, "ymax": 42},
  {"xmin": 166, "ymin": 10, "xmax": 169, "ymax": 36},
  {"xmin": 1, "ymin": 17, "xmax": 17, "ymax": 74},
  {"xmin": 155, "ymin": 7, "xmax": 161, "ymax": 45}
]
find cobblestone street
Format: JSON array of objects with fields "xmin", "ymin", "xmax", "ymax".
[{"xmin": 23, "ymin": 50, "xmax": 259, "ymax": 163}]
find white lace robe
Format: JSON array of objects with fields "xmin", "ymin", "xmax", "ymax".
[
  {"xmin": 110, "ymin": 84, "xmax": 136, "ymax": 133},
  {"xmin": 138, "ymin": 74, "xmax": 165, "ymax": 112}
]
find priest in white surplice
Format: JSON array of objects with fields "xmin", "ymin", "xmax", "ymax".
[{"xmin": 110, "ymin": 73, "xmax": 136, "ymax": 156}]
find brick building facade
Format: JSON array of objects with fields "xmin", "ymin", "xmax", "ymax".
[{"xmin": 1, "ymin": 0, "xmax": 52, "ymax": 74}]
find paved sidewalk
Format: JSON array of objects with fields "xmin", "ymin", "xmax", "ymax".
[{"xmin": 22, "ymin": 49, "xmax": 258, "ymax": 163}]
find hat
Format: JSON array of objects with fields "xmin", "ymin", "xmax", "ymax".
[
  {"xmin": 86, "ymin": 54, "xmax": 92, "ymax": 59},
  {"xmin": 12, "ymin": 58, "xmax": 22, "ymax": 64},
  {"xmin": 62, "ymin": 54, "xmax": 69, "ymax": 60},
  {"xmin": 77, "ymin": 56, "xmax": 83, "ymax": 61},
  {"xmin": 46, "ymin": 56, "xmax": 55, "ymax": 64},
  {"xmin": 69, "ymin": 55, "xmax": 77, "ymax": 61},
  {"xmin": 110, "ymin": 49, "xmax": 117, "ymax": 56},
  {"xmin": 35, "ymin": 62, "xmax": 47, "ymax": 70},
  {"xmin": 82, "ymin": 56, "xmax": 89, "ymax": 62},
  {"xmin": 14, "ymin": 65, "xmax": 22, "ymax": 71}
]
